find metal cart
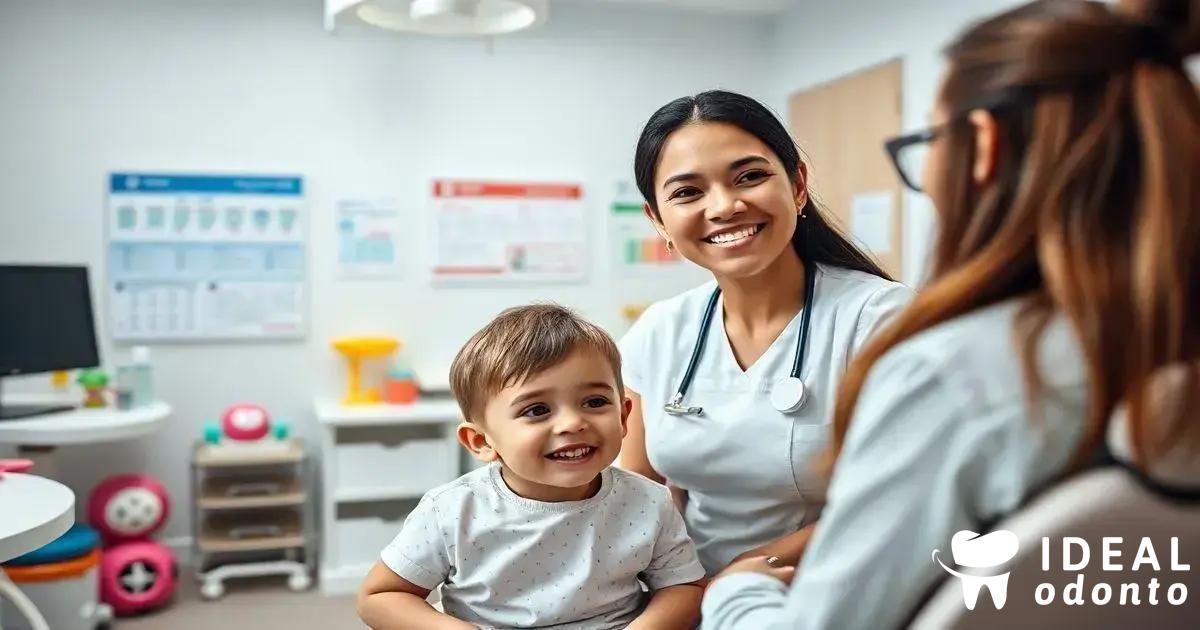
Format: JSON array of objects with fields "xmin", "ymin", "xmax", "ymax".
[{"xmin": 190, "ymin": 438, "xmax": 315, "ymax": 599}]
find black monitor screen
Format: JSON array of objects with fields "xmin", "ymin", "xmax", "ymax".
[{"xmin": 0, "ymin": 265, "xmax": 101, "ymax": 376}]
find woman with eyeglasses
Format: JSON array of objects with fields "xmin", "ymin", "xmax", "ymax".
[{"xmin": 702, "ymin": 0, "xmax": 1200, "ymax": 627}]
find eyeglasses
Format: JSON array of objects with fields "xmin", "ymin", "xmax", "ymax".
[
  {"xmin": 885, "ymin": 89, "xmax": 1033, "ymax": 193},
  {"xmin": 884, "ymin": 126, "xmax": 943, "ymax": 193}
]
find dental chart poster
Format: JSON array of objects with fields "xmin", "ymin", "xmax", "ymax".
[
  {"xmin": 430, "ymin": 180, "xmax": 588, "ymax": 285},
  {"xmin": 107, "ymin": 173, "xmax": 307, "ymax": 341}
]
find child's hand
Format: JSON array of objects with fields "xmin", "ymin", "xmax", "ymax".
[
  {"xmin": 713, "ymin": 555, "xmax": 795, "ymax": 584},
  {"xmin": 627, "ymin": 581, "xmax": 704, "ymax": 630},
  {"xmin": 357, "ymin": 561, "xmax": 475, "ymax": 630}
]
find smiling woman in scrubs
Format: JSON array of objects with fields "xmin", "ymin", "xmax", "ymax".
[{"xmin": 618, "ymin": 91, "xmax": 913, "ymax": 576}]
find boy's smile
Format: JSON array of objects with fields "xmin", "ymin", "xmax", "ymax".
[{"xmin": 545, "ymin": 443, "xmax": 598, "ymax": 465}]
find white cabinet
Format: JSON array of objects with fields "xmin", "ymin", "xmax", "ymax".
[{"xmin": 314, "ymin": 398, "xmax": 462, "ymax": 595}]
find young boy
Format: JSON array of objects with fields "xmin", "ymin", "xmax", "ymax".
[{"xmin": 357, "ymin": 304, "xmax": 705, "ymax": 630}]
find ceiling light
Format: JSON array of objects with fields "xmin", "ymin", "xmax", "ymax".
[{"xmin": 325, "ymin": 0, "xmax": 549, "ymax": 37}]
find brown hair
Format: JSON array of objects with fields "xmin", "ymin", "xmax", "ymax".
[
  {"xmin": 830, "ymin": 0, "xmax": 1200, "ymax": 472},
  {"xmin": 449, "ymin": 304, "xmax": 624, "ymax": 423}
]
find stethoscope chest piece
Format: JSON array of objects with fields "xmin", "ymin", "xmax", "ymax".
[{"xmin": 770, "ymin": 376, "xmax": 807, "ymax": 413}]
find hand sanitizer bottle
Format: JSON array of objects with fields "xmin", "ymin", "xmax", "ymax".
[{"xmin": 130, "ymin": 346, "xmax": 154, "ymax": 407}]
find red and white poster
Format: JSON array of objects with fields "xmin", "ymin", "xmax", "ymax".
[{"xmin": 430, "ymin": 180, "xmax": 588, "ymax": 284}]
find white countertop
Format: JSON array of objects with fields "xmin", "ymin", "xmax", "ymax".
[
  {"xmin": 0, "ymin": 401, "xmax": 171, "ymax": 446},
  {"xmin": 313, "ymin": 397, "xmax": 462, "ymax": 427},
  {"xmin": 0, "ymin": 473, "xmax": 75, "ymax": 563}
]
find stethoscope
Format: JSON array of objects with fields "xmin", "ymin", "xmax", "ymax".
[{"xmin": 663, "ymin": 259, "xmax": 817, "ymax": 416}]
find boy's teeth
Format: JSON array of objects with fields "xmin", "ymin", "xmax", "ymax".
[{"xmin": 550, "ymin": 447, "xmax": 592, "ymax": 460}]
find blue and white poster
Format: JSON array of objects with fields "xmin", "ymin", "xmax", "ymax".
[{"xmin": 107, "ymin": 173, "xmax": 307, "ymax": 341}]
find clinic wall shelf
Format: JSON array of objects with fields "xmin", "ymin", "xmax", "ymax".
[
  {"xmin": 199, "ymin": 475, "xmax": 306, "ymax": 510},
  {"xmin": 193, "ymin": 440, "xmax": 305, "ymax": 467},
  {"xmin": 197, "ymin": 532, "xmax": 308, "ymax": 554},
  {"xmin": 0, "ymin": 399, "xmax": 171, "ymax": 447},
  {"xmin": 314, "ymin": 397, "xmax": 462, "ymax": 595},
  {"xmin": 313, "ymin": 398, "xmax": 463, "ymax": 426},
  {"xmin": 199, "ymin": 492, "xmax": 308, "ymax": 510}
]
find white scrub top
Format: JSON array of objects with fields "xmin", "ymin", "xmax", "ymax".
[
  {"xmin": 620, "ymin": 264, "xmax": 913, "ymax": 574},
  {"xmin": 701, "ymin": 299, "xmax": 1089, "ymax": 629}
]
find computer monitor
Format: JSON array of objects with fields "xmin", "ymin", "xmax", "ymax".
[{"xmin": 0, "ymin": 264, "xmax": 101, "ymax": 419}]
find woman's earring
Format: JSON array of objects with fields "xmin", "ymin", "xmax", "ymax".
[{"xmin": 665, "ymin": 239, "xmax": 675, "ymax": 254}]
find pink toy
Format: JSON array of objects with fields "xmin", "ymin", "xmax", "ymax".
[
  {"xmin": 204, "ymin": 403, "xmax": 290, "ymax": 446},
  {"xmin": 88, "ymin": 474, "xmax": 176, "ymax": 616},
  {"xmin": 0, "ymin": 458, "xmax": 34, "ymax": 479},
  {"xmin": 221, "ymin": 403, "xmax": 270, "ymax": 441},
  {"xmin": 88, "ymin": 474, "xmax": 170, "ymax": 544},
  {"xmin": 98, "ymin": 541, "xmax": 175, "ymax": 615}
]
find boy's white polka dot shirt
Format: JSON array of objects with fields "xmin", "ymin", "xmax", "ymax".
[{"xmin": 381, "ymin": 463, "xmax": 705, "ymax": 629}]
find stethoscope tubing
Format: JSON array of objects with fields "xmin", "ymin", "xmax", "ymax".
[{"xmin": 667, "ymin": 259, "xmax": 816, "ymax": 414}]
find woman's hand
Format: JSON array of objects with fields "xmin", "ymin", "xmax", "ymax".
[{"xmin": 713, "ymin": 555, "xmax": 796, "ymax": 585}]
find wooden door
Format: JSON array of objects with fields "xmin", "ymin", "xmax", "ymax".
[{"xmin": 788, "ymin": 59, "xmax": 904, "ymax": 279}]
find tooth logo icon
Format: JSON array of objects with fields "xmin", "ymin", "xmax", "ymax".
[{"xmin": 932, "ymin": 530, "xmax": 1019, "ymax": 610}]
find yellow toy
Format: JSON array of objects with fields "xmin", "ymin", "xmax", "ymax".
[{"xmin": 331, "ymin": 337, "xmax": 400, "ymax": 405}]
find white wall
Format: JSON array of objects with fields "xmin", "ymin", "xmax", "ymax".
[{"xmin": 0, "ymin": 0, "xmax": 770, "ymax": 544}]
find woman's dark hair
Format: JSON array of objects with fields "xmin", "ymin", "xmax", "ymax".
[{"xmin": 633, "ymin": 90, "xmax": 892, "ymax": 281}]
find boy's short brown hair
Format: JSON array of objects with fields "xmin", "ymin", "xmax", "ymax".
[{"xmin": 449, "ymin": 304, "xmax": 623, "ymax": 423}]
